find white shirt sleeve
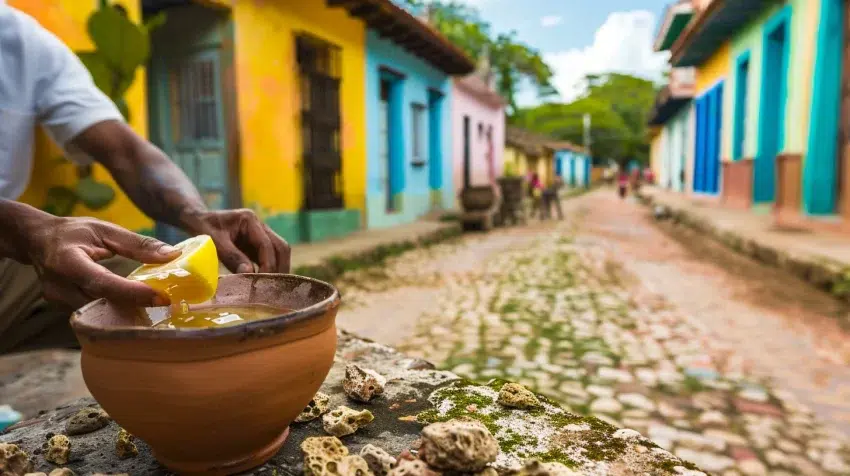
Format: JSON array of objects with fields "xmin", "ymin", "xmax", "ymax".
[{"xmin": 29, "ymin": 17, "xmax": 124, "ymax": 165}]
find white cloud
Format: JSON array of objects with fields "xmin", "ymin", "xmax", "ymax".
[
  {"xmin": 541, "ymin": 15, "xmax": 563, "ymax": 28},
  {"xmin": 533, "ymin": 10, "xmax": 670, "ymax": 105}
]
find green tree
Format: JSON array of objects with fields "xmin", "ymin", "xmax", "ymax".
[
  {"xmin": 514, "ymin": 73, "xmax": 658, "ymax": 164},
  {"xmin": 400, "ymin": 0, "xmax": 556, "ymax": 114}
]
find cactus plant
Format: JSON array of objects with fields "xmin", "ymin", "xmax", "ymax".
[{"xmin": 44, "ymin": 2, "xmax": 165, "ymax": 216}]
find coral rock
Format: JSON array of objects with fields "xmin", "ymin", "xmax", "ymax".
[
  {"xmin": 65, "ymin": 408, "xmax": 110, "ymax": 436},
  {"xmin": 388, "ymin": 459, "xmax": 441, "ymax": 476},
  {"xmin": 45, "ymin": 435, "xmax": 71, "ymax": 466},
  {"xmin": 419, "ymin": 419, "xmax": 498, "ymax": 472},
  {"xmin": 115, "ymin": 429, "xmax": 138, "ymax": 459},
  {"xmin": 0, "ymin": 443, "xmax": 33, "ymax": 475},
  {"xmin": 323, "ymin": 406, "xmax": 375, "ymax": 437},
  {"xmin": 48, "ymin": 469, "xmax": 76, "ymax": 476},
  {"xmin": 301, "ymin": 436, "xmax": 349, "ymax": 476},
  {"xmin": 497, "ymin": 383, "xmax": 541, "ymax": 409},
  {"xmin": 359, "ymin": 444, "xmax": 397, "ymax": 476},
  {"xmin": 343, "ymin": 364, "xmax": 386, "ymax": 402},
  {"xmin": 296, "ymin": 392, "xmax": 332, "ymax": 423},
  {"xmin": 339, "ymin": 455, "xmax": 374, "ymax": 476},
  {"xmin": 507, "ymin": 460, "xmax": 579, "ymax": 476}
]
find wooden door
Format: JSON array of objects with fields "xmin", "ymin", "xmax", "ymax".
[{"xmin": 153, "ymin": 48, "xmax": 229, "ymax": 244}]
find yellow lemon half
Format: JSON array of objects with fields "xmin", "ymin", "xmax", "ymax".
[{"xmin": 128, "ymin": 234, "xmax": 219, "ymax": 305}]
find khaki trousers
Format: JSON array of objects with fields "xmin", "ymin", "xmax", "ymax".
[{"xmin": 0, "ymin": 257, "xmax": 137, "ymax": 355}]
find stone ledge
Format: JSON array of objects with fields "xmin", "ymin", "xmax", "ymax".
[
  {"xmin": 640, "ymin": 193, "xmax": 850, "ymax": 301},
  {"xmin": 0, "ymin": 331, "xmax": 702, "ymax": 475}
]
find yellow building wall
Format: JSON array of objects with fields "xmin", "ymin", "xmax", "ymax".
[
  {"xmin": 10, "ymin": 0, "xmax": 154, "ymax": 233},
  {"xmin": 504, "ymin": 146, "xmax": 526, "ymax": 176},
  {"xmin": 11, "ymin": 0, "xmax": 367, "ymax": 238},
  {"xmin": 649, "ymin": 129, "xmax": 663, "ymax": 180},
  {"xmin": 504, "ymin": 146, "xmax": 554, "ymax": 183},
  {"xmin": 694, "ymin": 41, "xmax": 731, "ymax": 163},
  {"xmin": 226, "ymin": 0, "xmax": 366, "ymax": 216},
  {"xmin": 695, "ymin": 41, "xmax": 731, "ymax": 94}
]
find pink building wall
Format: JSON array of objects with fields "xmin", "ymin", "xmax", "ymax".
[{"xmin": 451, "ymin": 75, "xmax": 506, "ymax": 196}]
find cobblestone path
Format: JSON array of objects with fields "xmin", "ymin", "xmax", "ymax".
[{"xmin": 338, "ymin": 195, "xmax": 850, "ymax": 475}]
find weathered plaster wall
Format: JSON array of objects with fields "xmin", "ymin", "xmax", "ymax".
[
  {"xmin": 229, "ymin": 0, "xmax": 366, "ymax": 239},
  {"xmin": 451, "ymin": 79, "xmax": 505, "ymax": 195},
  {"xmin": 364, "ymin": 30, "xmax": 451, "ymax": 229},
  {"xmin": 11, "ymin": 0, "xmax": 154, "ymax": 234}
]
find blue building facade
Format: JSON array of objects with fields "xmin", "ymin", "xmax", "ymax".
[
  {"xmin": 555, "ymin": 149, "xmax": 592, "ymax": 188},
  {"xmin": 364, "ymin": 31, "xmax": 454, "ymax": 229}
]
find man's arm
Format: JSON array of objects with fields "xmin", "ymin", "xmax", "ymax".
[{"xmin": 69, "ymin": 120, "xmax": 290, "ymax": 274}]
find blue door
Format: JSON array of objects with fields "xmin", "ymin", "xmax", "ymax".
[
  {"xmin": 755, "ymin": 7, "xmax": 791, "ymax": 204},
  {"xmin": 694, "ymin": 82, "xmax": 723, "ymax": 194}
]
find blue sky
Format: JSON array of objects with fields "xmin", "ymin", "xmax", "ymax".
[{"xmin": 454, "ymin": 0, "xmax": 672, "ymax": 105}]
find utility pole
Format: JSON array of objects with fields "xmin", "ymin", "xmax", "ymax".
[{"xmin": 582, "ymin": 113, "xmax": 592, "ymax": 155}]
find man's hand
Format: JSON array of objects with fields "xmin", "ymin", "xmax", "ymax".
[
  {"xmin": 71, "ymin": 122, "xmax": 291, "ymax": 275},
  {"xmin": 0, "ymin": 200, "xmax": 182, "ymax": 309},
  {"xmin": 186, "ymin": 209, "xmax": 291, "ymax": 274}
]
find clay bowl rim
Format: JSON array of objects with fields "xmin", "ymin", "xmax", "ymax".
[{"xmin": 70, "ymin": 273, "xmax": 340, "ymax": 342}]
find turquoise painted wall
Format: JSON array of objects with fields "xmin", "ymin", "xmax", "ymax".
[
  {"xmin": 723, "ymin": 0, "xmax": 820, "ymax": 161},
  {"xmin": 803, "ymin": 0, "xmax": 843, "ymax": 214},
  {"xmin": 555, "ymin": 150, "xmax": 590, "ymax": 187},
  {"xmin": 364, "ymin": 30, "xmax": 452, "ymax": 229}
]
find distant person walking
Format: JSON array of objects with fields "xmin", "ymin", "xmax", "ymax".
[
  {"xmin": 529, "ymin": 173, "xmax": 544, "ymax": 218},
  {"xmin": 617, "ymin": 169, "xmax": 629, "ymax": 199},
  {"xmin": 542, "ymin": 176, "xmax": 564, "ymax": 220},
  {"xmin": 630, "ymin": 168, "xmax": 642, "ymax": 195}
]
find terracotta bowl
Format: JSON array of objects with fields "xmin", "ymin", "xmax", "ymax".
[{"xmin": 70, "ymin": 274, "xmax": 340, "ymax": 476}]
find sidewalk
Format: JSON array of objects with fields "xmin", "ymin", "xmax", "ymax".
[
  {"xmin": 290, "ymin": 219, "xmax": 461, "ymax": 278},
  {"xmin": 643, "ymin": 187, "xmax": 850, "ymax": 298}
]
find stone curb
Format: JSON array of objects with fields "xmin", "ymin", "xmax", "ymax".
[
  {"xmin": 638, "ymin": 193, "xmax": 850, "ymax": 301},
  {"xmin": 292, "ymin": 223, "xmax": 463, "ymax": 283}
]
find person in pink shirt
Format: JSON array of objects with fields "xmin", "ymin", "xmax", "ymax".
[{"xmin": 617, "ymin": 168, "xmax": 629, "ymax": 199}]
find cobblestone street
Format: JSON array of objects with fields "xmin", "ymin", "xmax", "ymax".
[{"xmin": 337, "ymin": 190, "xmax": 850, "ymax": 475}]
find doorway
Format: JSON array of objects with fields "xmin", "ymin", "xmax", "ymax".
[
  {"xmin": 378, "ymin": 69, "xmax": 404, "ymax": 213},
  {"xmin": 428, "ymin": 89, "xmax": 444, "ymax": 209},
  {"xmin": 754, "ymin": 7, "xmax": 790, "ymax": 204},
  {"xmin": 462, "ymin": 115, "xmax": 471, "ymax": 189},
  {"xmin": 297, "ymin": 34, "xmax": 343, "ymax": 212},
  {"xmin": 694, "ymin": 82, "xmax": 723, "ymax": 194},
  {"xmin": 146, "ymin": 3, "xmax": 233, "ymax": 244}
]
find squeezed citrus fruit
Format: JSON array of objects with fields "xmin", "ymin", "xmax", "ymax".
[{"xmin": 128, "ymin": 234, "xmax": 219, "ymax": 305}]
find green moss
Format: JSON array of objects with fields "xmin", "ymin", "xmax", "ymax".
[
  {"xmin": 681, "ymin": 375, "xmax": 706, "ymax": 394},
  {"xmin": 500, "ymin": 300, "xmax": 521, "ymax": 314}
]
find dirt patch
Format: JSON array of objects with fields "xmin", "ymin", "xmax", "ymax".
[{"xmin": 654, "ymin": 216, "xmax": 850, "ymax": 329}]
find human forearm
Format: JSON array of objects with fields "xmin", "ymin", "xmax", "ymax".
[
  {"xmin": 0, "ymin": 199, "xmax": 57, "ymax": 263},
  {"xmin": 71, "ymin": 121, "xmax": 209, "ymax": 233},
  {"xmin": 107, "ymin": 139, "xmax": 209, "ymax": 233}
]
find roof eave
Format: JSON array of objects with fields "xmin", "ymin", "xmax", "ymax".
[
  {"xmin": 328, "ymin": 0, "xmax": 475, "ymax": 75},
  {"xmin": 653, "ymin": 2, "xmax": 695, "ymax": 52},
  {"xmin": 671, "ymin": 0, "xmax": 770, "ymax": 67}
]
